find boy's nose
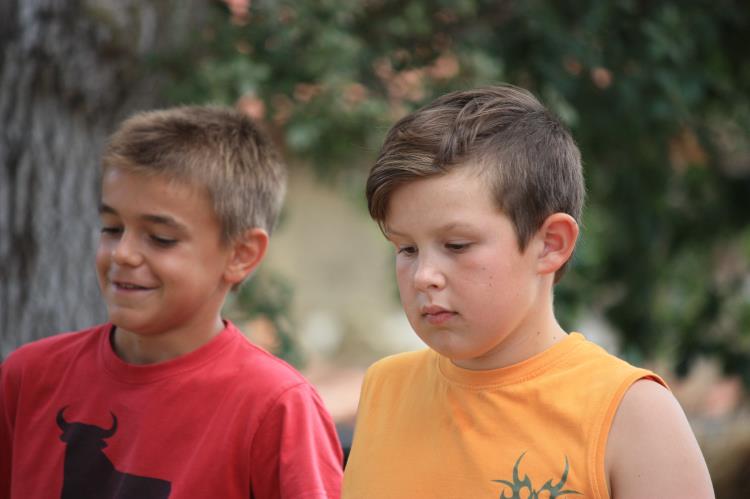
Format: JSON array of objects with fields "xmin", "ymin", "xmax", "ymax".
[
  {"xmin": 111, "ymin": 232, "xmax": 143, "ymax": 266},
  {"xmin": 413, "ymin": 257, "xmax": 446, "ymax": 291}
]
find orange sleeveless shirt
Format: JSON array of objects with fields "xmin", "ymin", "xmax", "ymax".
[{"xmin": 342, "ymin": 333, "xmax": 665, "ymax": 499}]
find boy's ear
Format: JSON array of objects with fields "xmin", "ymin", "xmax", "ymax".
[
  {"xmin": 224, "ymin": 228, "xmax": 270, "ymax": 285},
  {"xmin": 535, "ymin": 213, "xmax": 579, "ymax": 276}
]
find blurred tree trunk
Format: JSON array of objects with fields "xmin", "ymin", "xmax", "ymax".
[{"xmin": 0, "ymin": 0, "xmax": 206, "ymax": 356}]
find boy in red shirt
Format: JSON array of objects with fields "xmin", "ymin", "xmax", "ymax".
[{"xmin": 1, "ymin": 106, "xmax": 342, "ymax": 498}]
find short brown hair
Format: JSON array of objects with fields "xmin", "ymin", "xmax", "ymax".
[
  {"xmin": 366, "ymin": 85, "xmax": 584, "ymax": 281},
  {"xmin": 102, "ymin": 106, "xmax": 287, "ymax": 241}
]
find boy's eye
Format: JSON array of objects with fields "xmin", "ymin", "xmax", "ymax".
[
  {"xmin": 445, "ymin": 242, "xmax": 470, "ymax": 252},
  {"xmin": 397, "ymin": 245, "xmax": 417, "ymax": 256},
  {"xmin": 100, "ymin": 226, "xmax": 122, "ymax": 236},
  {"xmin": 150, "ymin": 235, "xmax": 177, "ymax": 247}
]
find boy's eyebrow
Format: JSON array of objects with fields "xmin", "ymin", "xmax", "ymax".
[
  {"xmin": 382, "ymin": 224, "xmax": 410, "ymax": 240},
  {"xmin": 140, "ymin": 214, "xmax": 188, "ymax": 232},
  {"xmin": 98, "ymin": 203, "xmax": 188, "ymax": 232},
  {"xmin": 382, "ymin": 227, "xmax": 401, "ymax": 239},
  {"xmin": 385, "ymin": 222, "xmax": 477, "ymax": 239},
  {"xmin": 99, "ymin": 203, "xmax": 116, "ymax": 215}
]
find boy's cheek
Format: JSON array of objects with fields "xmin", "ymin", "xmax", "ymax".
[
  {"xmin": 395, "ymin": 268, "xmax": 415, "ymax": 294},
  {"xmin": 94, "ymin": 245, "xmax": 112, "ymax": 276},
  {"xmin": 394, "ymin": 259, "xmax": 411, "ymax": 277}
]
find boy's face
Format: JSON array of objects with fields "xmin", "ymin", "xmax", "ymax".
[
  {"xmin": 95, "ymin": 167, "xmax": 234, "ymax": 342},
  {"xmin": 384, "ymin": 167, "xmax": 549, "ymax": 370}
]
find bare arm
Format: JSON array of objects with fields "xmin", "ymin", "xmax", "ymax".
[{"xmin": 606, "ymin": 379, "xmax": 714, "ymax": 499}]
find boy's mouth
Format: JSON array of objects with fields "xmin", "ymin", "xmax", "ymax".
[
  {"xmin": 112, "ymin": 280, "xmax": 154, "ymax": 291},
  {"xmin": 116, "ymin": 283, "xmax": 146, "ymax": 290},
  {"xmin": 421, "ymin": 305, "xmax": 457, "ymax": 325}
]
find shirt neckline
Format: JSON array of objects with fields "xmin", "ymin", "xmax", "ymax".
[
  {"xmin": 98, "ymin": 320, "xmax": 240, "ymax": 384},
  {"xmin": 436, "ymin": 332, "xmax": 585, "ymax": 388}
]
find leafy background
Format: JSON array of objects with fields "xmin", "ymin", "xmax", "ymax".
[{"xmin": 158, "ymin": 0, "xmax": 750, "ymax": 383}]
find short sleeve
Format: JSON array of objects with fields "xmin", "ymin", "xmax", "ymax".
[
  {"xmin": 0, "ymin": 355, "xmax": 22, "ymax": 499},
  {"xmin": 340, "ymin": 365, "xmax": 376, "ymax": 498},
  {"xmin": 349, "ymin": 364, "xmax": 374, "ymax": 442},
  {"xmin": 249, "ymin": 382, "xmax": 343, "ymax": 499}
]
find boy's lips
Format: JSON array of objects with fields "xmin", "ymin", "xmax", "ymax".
[
  {"xmin": 421, "ymin": 305, "xmax": 457, "ymax": 325},
  {"xmin": 110, "ymin": 279, "xmax": 156, "ymax": 292}
]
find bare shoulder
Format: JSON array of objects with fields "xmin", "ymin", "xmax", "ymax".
[{"xmin": 606, "ymin": 379, "xmax": 715, "ymax": 499}]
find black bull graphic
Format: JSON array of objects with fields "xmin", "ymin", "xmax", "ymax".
[{"xmin": 56, "ymin": 407, "xmax": 171, "ymax": 499}]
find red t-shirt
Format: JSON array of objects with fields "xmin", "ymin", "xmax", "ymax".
[{"xmin": 0, "ymin": 321, "xmax": 342, "ymax": 498}]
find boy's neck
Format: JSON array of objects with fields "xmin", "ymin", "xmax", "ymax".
[
  {"xmin": 111, "ymin": 317, "xmax": 226, "ymax": 365},
  {"xmin": 451, "ymin": 295, "xmax": 568, "ymax": 370}
]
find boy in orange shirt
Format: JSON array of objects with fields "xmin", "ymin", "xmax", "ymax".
[
  {"xmin": 1, "ymin": 107, "xmax": 342, "ymax": 498},
  {"xmin": 342, "ymin": 86, "xmax": 713, "ymax": 498}
]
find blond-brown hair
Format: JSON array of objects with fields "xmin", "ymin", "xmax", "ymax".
[
  {"xmin": 102, "ymin": 106, "xmax": 286, "ymax": 242},
  {"xmin": 367, "ymin": 85, "xmax": 584, "ymax": 281}
]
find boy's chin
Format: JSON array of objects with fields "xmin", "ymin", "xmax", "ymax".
[
  {"xmin": 107, "ymin": 315, "xmax": 160, "ymax": 337},
  {"xmin": 420, "ymin": 339, "xmax": 467, "ymax": 361},
  {"xmin": 422, "ymin": 340, "xmax": 495, "ymax": 368}
]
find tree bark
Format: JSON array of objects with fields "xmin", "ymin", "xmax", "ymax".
[{"xmin": 0, "ymin": 0, "xmax": 206, "ymax": 356}]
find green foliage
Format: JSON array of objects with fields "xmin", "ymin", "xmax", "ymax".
[{"xmin": 159, "ymin": 0, "xmax": 750, "ymax": 381}]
